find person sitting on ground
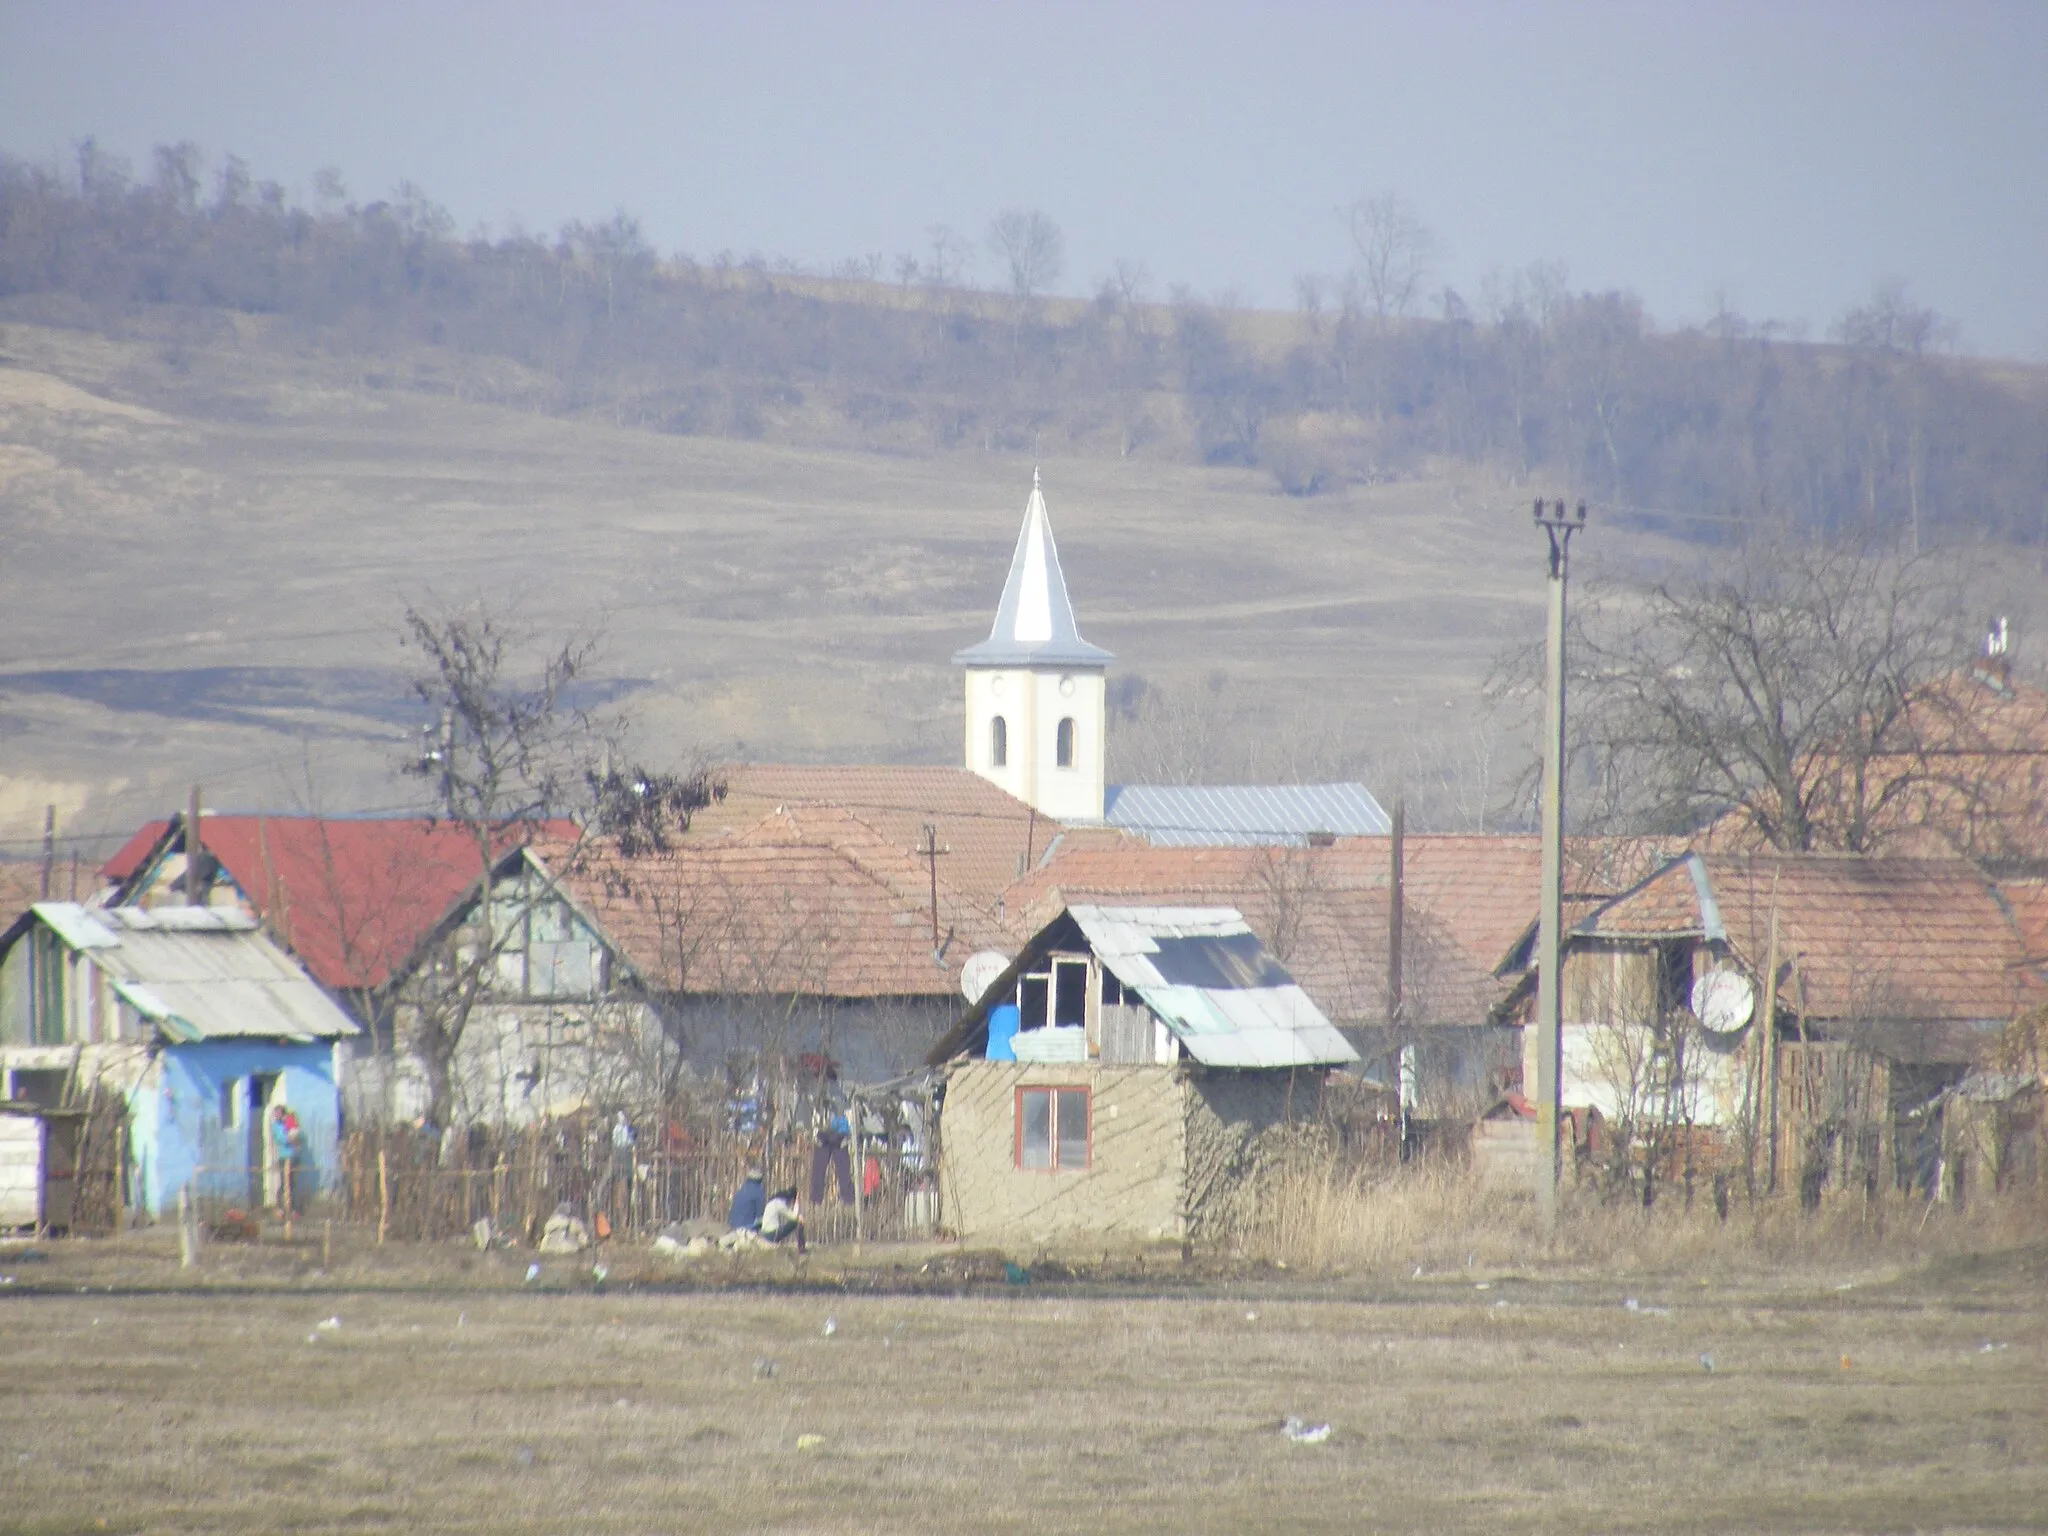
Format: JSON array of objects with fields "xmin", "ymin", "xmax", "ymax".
[
  {"xmin": 759, "ymin": 1187, "xmax": 806, "ymax": 1254},
  {"xmin": 727, "ymin": 1165, "xmax": 766, "ymax": 1233}
]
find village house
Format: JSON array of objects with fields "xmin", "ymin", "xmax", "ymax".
[
  {"xmin": 98, "ymin": 808, "xmax": 582, "ymax": 1123},
  {"xmin": 995, "ymin": 833, "xmax": 1669, "ymax": 1119},
  {"xmin": 1494, "ymin": 850, "xmax": 2041, "ymax": 1195},
  {"xmin": 531, "ymin": 804, "xmax": 1013, "ymax": 1082},
  {"xmin": 0, "ymin": 902, "xmax": 357, "ymax": 1217},
  {"xmin": 329, "ymin": 797, "xmax": 1018, "ymax": 1127},
  {"xmin": 924, "ymin": 901, "xmax": 1357, "ymax": 1249}
]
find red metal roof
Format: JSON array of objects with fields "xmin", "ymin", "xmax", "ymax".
[
  {"xmin": 108, "ymin": 815, "xmax": 578, "ymax": 992},
  {"xmin": 101, "ymin": 821, "xmax": 171, "ymax": 883}
]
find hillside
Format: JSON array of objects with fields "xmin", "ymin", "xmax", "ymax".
[
  {"xmin": 0, "ymin": 308, "xmax": 1706, "ymax": 855},
  {"xmin": 4, "ymin": 151, "xmax": 2047, "ymax": 543},
  {"xmin": 6, "ymin": 146, "xmax": 2047, "ymax": 857}
]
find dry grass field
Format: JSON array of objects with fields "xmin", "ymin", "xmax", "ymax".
[
  {"xmin": 0, "ymin": 312, "xmax": 1704, "ymax": 850},
  {"xmin": 0, "ymin": 1224, "xmax": 2041, "ymax": 1534}
]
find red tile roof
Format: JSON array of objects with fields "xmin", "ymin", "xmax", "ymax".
[
  {"xmin": 1003, "ymin": 834, "xmax": 1671, "ymax": 1024},
  {"xmin": 108, "ymin": 815, "xmax": 578, "ymax": 992},
  {"xmin": 1698, "ymin": 670, "xmax": 2048, "ymax": 863},
  {"xmin": 1997, "ymin": 878, "xmax": 2048, "ymax": 963},
  {"xmin": 536, "ymin": 806, "xmax": 1010, "ymax": 1000},
  {"xmin": 997, "ymin": 835, "xmax": 1666, "ymax": 1026},
  {"xmin": 684, "ymin": 765, "xmax": 1060, "ymax": 910},
  {"xmin": 1577, "ymin": 853, "xmax": 2035, "ymax": 1024}
]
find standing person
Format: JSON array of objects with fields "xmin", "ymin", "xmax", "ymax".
[
  {"xmin": 810, "ymin": 1107, "xmax": 854, "ymax": 1206},
  {"xmin": 608, "ymin": 1110, "xmax": 636, "ymax": 1225},
  {"xmin": 269, "ymin": 1104, "xmax": 301, "ymax": 1216}
]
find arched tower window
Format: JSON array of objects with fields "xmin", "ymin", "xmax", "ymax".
[
  {"xmin": 991, "ymin": 715, "xmax": 1008, "ymax": 768},
  {"xmin": 1056, "ymin": 717, "xmax": 1075, "ymax": 768}
]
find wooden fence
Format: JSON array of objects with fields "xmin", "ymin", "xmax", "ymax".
[{"xmin": 334, "ymin": 1122, "xmax": 938, "ymax": 1246}]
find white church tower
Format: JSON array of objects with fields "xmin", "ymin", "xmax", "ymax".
[{"xmin": 955, "ymin": 472, "xmax": 1113, "ymax": 822}]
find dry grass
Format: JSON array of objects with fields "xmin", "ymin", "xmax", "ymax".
[
  {"xmin": 1248, "ymin": 1157, "xmax": 2048, "ymax": 1282},
  {"xmin": 0, "ymin": 1225, "xmax": 2041, "ymax": 1533}
]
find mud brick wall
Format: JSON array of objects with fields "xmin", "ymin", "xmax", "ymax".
[
  {"xmin": 938, "ymin": 1062, "xmax": 1185, "ymax": 1249},
  {"xmin": 1181, "ymin": 1069, "xmax": 1319, "ymax": 1243}
]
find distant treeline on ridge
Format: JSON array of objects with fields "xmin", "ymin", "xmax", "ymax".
[{"xmin": 2, "ymin": 141, "xmax": 2045, "ymax": 546}]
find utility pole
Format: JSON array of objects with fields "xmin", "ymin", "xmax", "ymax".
[
  {"xmin": 919, "ymin": 823, "xmax": 949, "ymax": 953},
  {"xmin": 1758, "ymin": 890, "xmax": 1782, "ymax": 1195},
  {"xmin": 1388, "ymin": 797, "xmax": 1412, "ymax": 1159},
  {"xmin": 1533, "ymin": 499, "xmax": 1587, "ymax": 1223},
  {"xmin": 1387, "ymin": 797, "xmax": 1405, "ymax": 1029},
  {"xmin": 39, "ymin": 805, "xmax": 55, "ymax": 900},
  {"xmin": 185, "ymin": 784, "xmax": 206, "ymax": 907}
]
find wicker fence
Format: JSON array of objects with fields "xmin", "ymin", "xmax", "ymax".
[{"xmin": 334, "ymin": 1121, "xmax": 938, "ymax": 1246}]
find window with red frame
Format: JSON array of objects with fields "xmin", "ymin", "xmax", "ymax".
[{"xmin": 1016, "ymin": 1086, "xmax": 1090, "ymax": 1171}]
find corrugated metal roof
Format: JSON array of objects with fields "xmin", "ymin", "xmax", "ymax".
[
  {"xmin": 34, "ymin": 902, "xmax": 119, "ymax": 950},
  {"xmin": 1102, "ymin": 784, "xmax": 1391, "ymax": 845},
  {"xmin": 952, "ymin": 474, "xmax": 1115, "ymax": 669},
  {"xmin": 1067, "ymin": 903, "xmax": 1357, "ymax": 1068},
  {"xmin": 28, "ymin": 902, "xmax": 357, "ymax": 1043}
]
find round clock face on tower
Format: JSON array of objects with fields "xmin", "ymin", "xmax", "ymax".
[
  {"xmin": 990, "ymin": 675, "xmax": 1005, "ymax": 696},
  {"xmin": 1059, "ymin": 675, "xmax": 1075, "ymax": 697}
]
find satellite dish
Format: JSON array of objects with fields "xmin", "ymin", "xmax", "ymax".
[
  {"xmin": 1690, "ymin": 970, "xmax": 1755, "ymax": 1035},
  {"xmin": 960, "ymin": 950, "xmax": 1012, "ymax": 1003}
]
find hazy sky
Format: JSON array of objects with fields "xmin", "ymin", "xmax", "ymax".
[{"xmin": 4, "ymin": 2, "xmax": 2044, "ymax": 357}]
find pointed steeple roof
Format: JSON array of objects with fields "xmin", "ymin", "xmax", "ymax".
[{"xmin": 954, "ymin": 471, "xmax": 1115, "ymax": 668}]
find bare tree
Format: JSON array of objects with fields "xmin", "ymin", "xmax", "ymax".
[
  {"xmin": 1570, "ymin": 535, "xmax": 1985, "ymax": 851},
  {"xmin": 1294, "ymin": 273, "xmax": 1328, "ymax": 335},
  {"xmin": 987, "ymin": 208, "xmax": 1065, "ymax": 301},
  {"xmin": 585, "ymin": 758, "xmax": 726, "ymax": 857},
  {"xmin": 923, "ymin": 224, "xmax": 974, "ymax": 289},
  {"xmin": 396, "ymin": 602, "xmax": 602, "ymax": 1125},
  {"xmin": 311, "ymin": 165, "xmax": 348, "ymax": 212},
  {"xmin": 1108, "ymin": 257, "xmax": 1151, "ymax": 313},
  {"xmin": 563, "ymin": 210, "xmax": 653, "ymax": 321},
  {"xmin": 1345, "ymin": 192, "xmax": 1437, "ymax": 331},
  {"xmin": 1833, "ymin": 278, "xmax": 1955, "ymax": 357}
]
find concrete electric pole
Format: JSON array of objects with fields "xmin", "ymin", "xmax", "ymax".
[{"xmin": 1533, "ymin": 498, "xmax": 1587, "ymax": 1223}]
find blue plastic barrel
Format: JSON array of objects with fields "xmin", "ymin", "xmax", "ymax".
[{"xmin": 985, "ymin": 1002, "xmax": 1020, "ymax": 1061}]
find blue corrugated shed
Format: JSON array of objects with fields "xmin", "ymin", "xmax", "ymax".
[{"xmin": 1102, "ymin": 783, "xmax": 1391, "ymax": 846}]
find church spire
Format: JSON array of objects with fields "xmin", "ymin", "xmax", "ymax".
[{"xmin": 953, "ymin": 475, "xmax": 1114, "ymax": 668}]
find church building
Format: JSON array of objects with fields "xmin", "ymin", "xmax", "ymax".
[
  {"xmin": 952, "ymin": 473, "xmax": 1388, "ymax": 845},
  {"xmin": 954, "ymin": 470, "xmax": 1113, "ymax": 824}
]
